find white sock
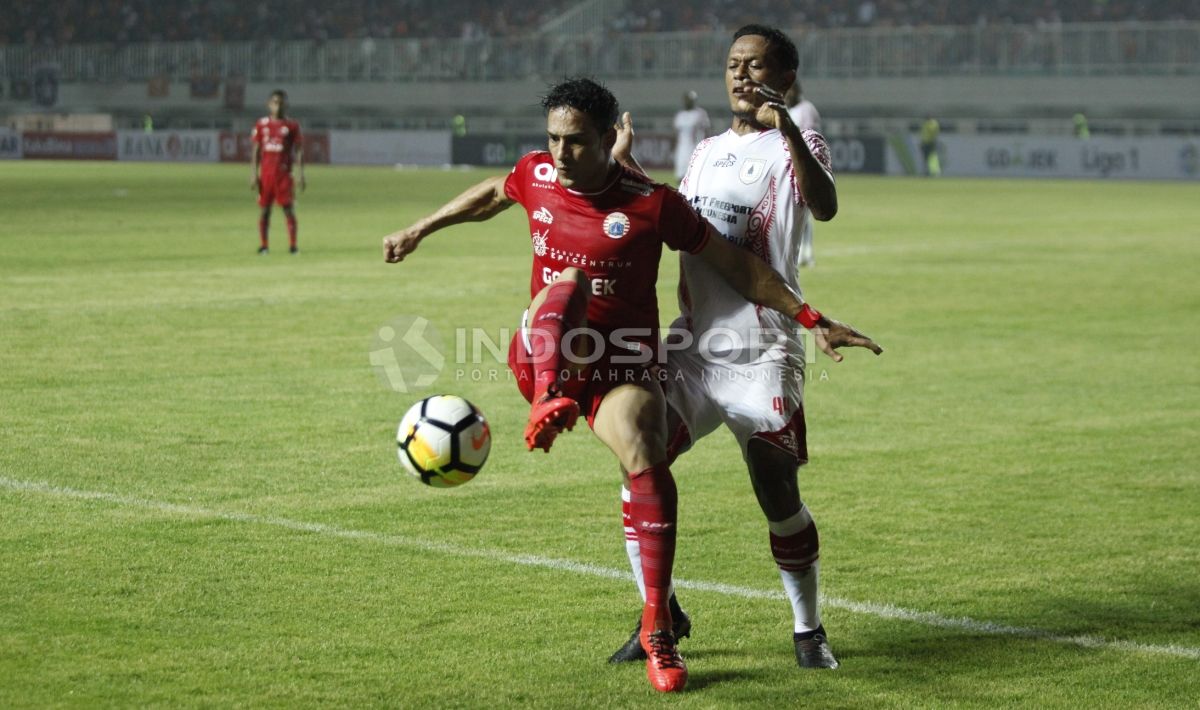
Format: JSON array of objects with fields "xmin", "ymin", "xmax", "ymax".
[
  {"xmin": 622, "ymin": 486, "xmax": 647, "ymax": 601},
  {"xmin": 779, "ymin": 561, "xmax": 821, "ymax": 633},
  {"xmin": 769, "ymin": 507, "xmax": 822, "ymax": 633}
]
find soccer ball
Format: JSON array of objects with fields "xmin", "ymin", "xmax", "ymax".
[{"xmin": 396, "ymin": 395, "xmax": 491, "ymax": 487}]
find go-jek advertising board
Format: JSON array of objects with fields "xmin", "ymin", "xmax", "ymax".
[{"xmin": 890, "ymin": 134, "xmax": 1200, "ymax": 180}]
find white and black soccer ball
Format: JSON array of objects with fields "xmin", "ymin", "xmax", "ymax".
[{"xmin": 396, "ymin": 395, "xmax": 491, "ymax": 488}]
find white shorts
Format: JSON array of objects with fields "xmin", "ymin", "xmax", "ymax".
[{"xmin": 663, "ymin": 345, "xmax": 808, "ymax": 462}]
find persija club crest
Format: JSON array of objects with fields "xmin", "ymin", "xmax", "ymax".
[
  {"xmin": 532, "ymin": 230, "xmax": 549, "ymax": 256},
  {"xmin": 602, "ymin": 212, "xmax": 631, "ymax": 239}
]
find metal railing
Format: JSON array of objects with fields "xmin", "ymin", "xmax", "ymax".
[{"xmin": 2, "ymin": 22, "xmax": 1196, "ymax": 84}]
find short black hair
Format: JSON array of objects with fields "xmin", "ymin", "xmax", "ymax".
[
  {"xmin": 541, "ymin": 77, "xmax": 619, "ymax": 135},
  {"xmin": 732, "ymin": 24, "xmax": 799, "ymax": 73},
  {"xmin": 270, "ymin": 89, "xmax": 287, "ymax": 99}
]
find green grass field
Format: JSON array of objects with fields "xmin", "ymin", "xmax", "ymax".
[{"xmin": 1, "ymin": 161, "xmax": 1197, "ymax": 708}]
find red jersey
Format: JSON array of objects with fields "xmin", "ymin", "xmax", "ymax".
[
  {"xmin": 252, "ymin": 117, "xmax": 302, "ymax": 175},
  {"xmin": 504, "ymin": 151, "xmax": 710, "ymax": 339}
]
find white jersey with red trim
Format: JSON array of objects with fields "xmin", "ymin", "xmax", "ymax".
[{"xmin": 677, "ymin": 127, "xmax": 832, "ymax": 362}]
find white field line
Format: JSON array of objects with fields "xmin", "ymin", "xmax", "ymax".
[{"xmin": 3, "ymin": 476, "xmax": 1197, "ymax": 662}]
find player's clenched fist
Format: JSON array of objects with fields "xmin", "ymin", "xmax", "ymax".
[{"xmin": 383, "ymin": 228, "xmax": 422, "ymax": 263}]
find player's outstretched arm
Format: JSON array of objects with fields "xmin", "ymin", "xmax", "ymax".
[
  {"xmin": 383, "ymin": 174, "xmax": 513, "ymax": 263},
  {"xmin": 696, "ymin": 226, "xmax": 880, "ymax": 360},
  {"xmin": 612, "ymin": 112, "xmax": 648, "ymax": 176},
  {"xmin": 753, "ymin": 86, "xmax": 837, "ymax": 221}
]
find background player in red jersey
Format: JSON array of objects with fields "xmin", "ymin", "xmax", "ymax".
[
  {"xmin": 251, "ymin": 89, "xmax": 305, "ymax": 254},
  {"xmin": 381, "ymin": 78, "xmax": 872, "ymax": 693}
]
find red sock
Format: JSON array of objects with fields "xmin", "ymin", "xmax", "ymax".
[
  {"xmin": 286, "ymin": 214, "xmax": 297, "ymax": 248},
  {"xmin": 259, "ymin": 217, "xmax": 269, "ymax": 249},
  {"xmin": 770, "ymin": 517, "xmax": 820, "ymax": 572},
  {"xmin": 528, "ymin": 279, "xmax": 587, "ymax": 397},
  {"xmin": 628, "ymin": 462, "xmax": 677, "ymax": 632}
]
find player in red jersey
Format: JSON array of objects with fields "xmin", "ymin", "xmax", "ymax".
[
  {"xmin": 382, "ymin": 78, "xmax": 866, "ymax": 693},
  {"xmin": 251, "ymin": 89, "xmax": 305, "ymax": 254}
]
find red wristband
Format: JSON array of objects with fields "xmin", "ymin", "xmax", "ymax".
[{"xmin": 795, "ymin": 303, "xmax": 822, "ymax": 329}]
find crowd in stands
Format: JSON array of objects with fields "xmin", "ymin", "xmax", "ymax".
[
  {"xmin": 5, "ymin": 0, "xmax": 1198, "ymax": 46},
  {"xmin": 608, "ymin": 0, "xmax": 1200, "ymax": 33},
  {"xmin": 0, "ymin": 0, "xmax": 570, "ymax": 45}
]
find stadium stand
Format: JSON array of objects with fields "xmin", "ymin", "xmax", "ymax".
[
  {"xmin": 0, "ymin": 0, "xmax": 573, "ymax": 45},
  {"xmin": 607, "ymin": 0, "xmax": 1200, "ymax": 32},
  {"xmin": 1, "ymin": 1, "xmax": 1196, "ymax": 140},
  {"xmin": 5, "ymin": 0, "xmax": 1198, "ymax": 45}
]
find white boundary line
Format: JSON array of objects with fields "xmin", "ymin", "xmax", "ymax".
[{"xmin": 3, "ymin": 476, "xmax": 1197, "ymax": 662}]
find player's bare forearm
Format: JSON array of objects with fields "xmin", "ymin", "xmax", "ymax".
[
  {"xmin": 383, "ymin": 175, "xmax": 512, "ymax": 263},
  {"xmin": 697, "ymin": 227, "xmax": 804, "ymax": 317},
  {"xmin": 781, "ymin": 121, "xmax": 837, "ymax": 221},
  {"xmin": 416, "ymin": 175, "xmax": 511, "ymax": 236}
]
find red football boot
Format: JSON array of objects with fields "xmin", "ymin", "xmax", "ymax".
[
  {"xmin": 640, "ymin": 628, "xmax": 687, "ymax": 693},
  {"xmin": 523, "ymin": 392, "xmax": 579, "ymax": 453}
]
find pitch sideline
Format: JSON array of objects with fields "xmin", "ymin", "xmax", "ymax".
[{"xmin": 2, "ymin": 475, "xmax": 1197, "ymax": 662}]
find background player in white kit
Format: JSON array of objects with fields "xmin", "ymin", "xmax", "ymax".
[
  {"xmin": 610, "ymin": 24, "xmax": 881, "ymax": 670},
  {"xmin": 673, "ymin": 91, "xmax": 711, "ymax": 183},
  {"xmin": 785, "ymin": 81, "xmax": 821, "ymax": 132},
  {"xmin": 786, "ymin": 81, "xmax": 820, "ymax": 266}
]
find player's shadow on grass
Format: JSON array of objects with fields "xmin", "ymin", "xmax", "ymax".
[
  {"xmin": 835, "ymin": 580, "xmax": 1200, "ymax": 670},
  {"xmin": 684, "ymin": 668, "xmax": 757, "ymax": 691},
  {"xmin": 675, "ymin": 647, "xmax": 786, "ymax": 690},
  {"xmin": 1027, "ymin": 586, "xmax": 1200, "ymax": 639}
]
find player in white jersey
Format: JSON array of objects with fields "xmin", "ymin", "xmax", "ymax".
[
  {"xmin": 608, "ymin": 24, "xmax": 881, "ymax": 671},
  {"xmin": 672, "ymin": 91, "xmax": 711, "ymax": 182}
]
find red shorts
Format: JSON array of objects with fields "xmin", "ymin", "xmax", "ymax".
[
  {"xmin": 506, "ymin": 327, "xmax": 658, "ymax": 429},
  {"xmin": 257, "ymin": 172, "xmax": 294, "ymax": 207}
]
